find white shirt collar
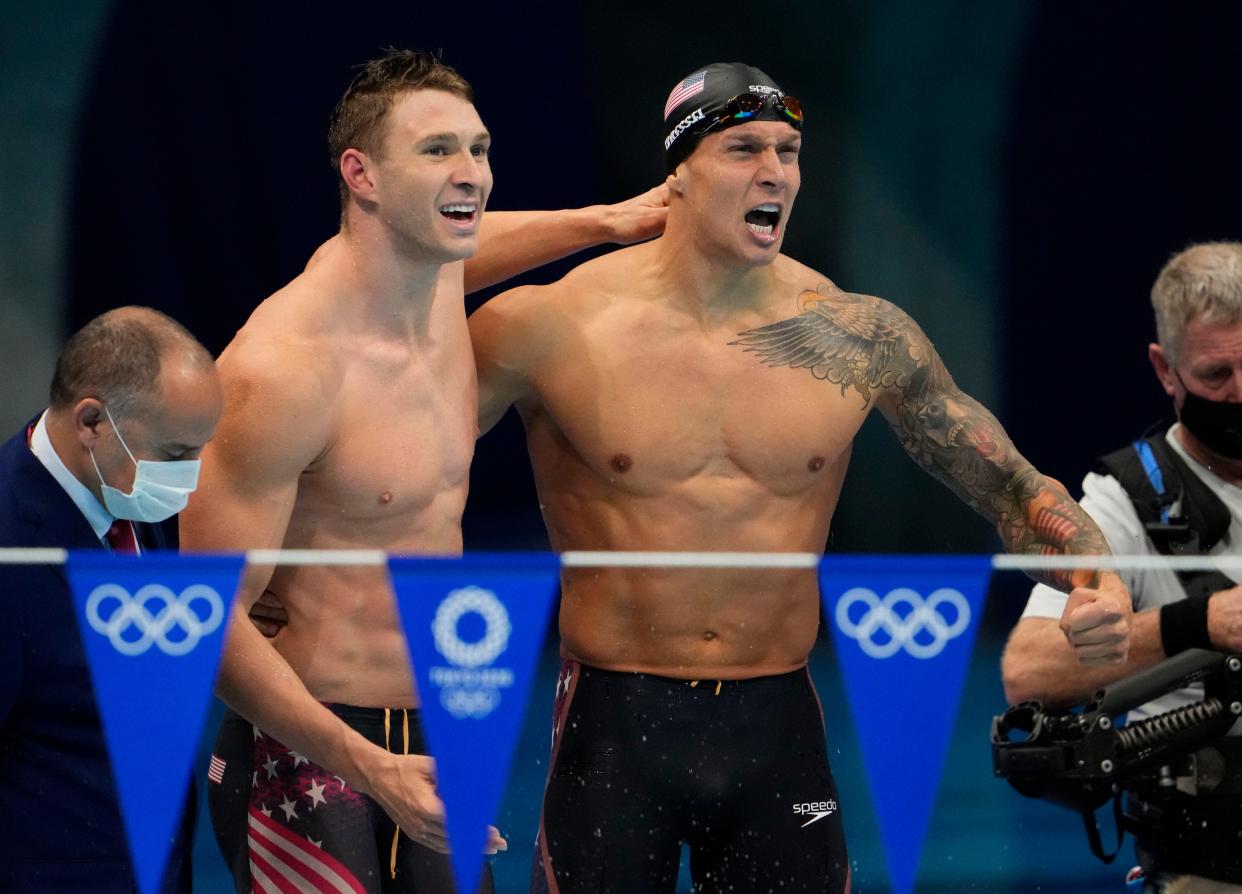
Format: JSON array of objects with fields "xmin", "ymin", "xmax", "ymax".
[{"xmin": 30, "ymin": 410, "xmax": 115, "ymax": 542}]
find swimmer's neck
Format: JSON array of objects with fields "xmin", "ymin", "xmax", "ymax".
[
  {"xmin": 651, "ymin": 228, "xmax": 778, "ymax": 320},
  {"xmin": 313, "ymin": 230, "xmax": 449, "ymax": 337}
]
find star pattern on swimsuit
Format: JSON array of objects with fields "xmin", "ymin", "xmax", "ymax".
[
  {"xmin": 259, "ymin": 803, "xmax": 272, "ymax": 818},
  {"xmin": 306, "ymin": 778, "xmax": 327, "ymax": 809},
  {"xmin": 263, "ymin": 756, "xmax": 279, "ymax": 779},
  {"xmin": 279, "ymin": 795, "xmax": 299, "ymax": 821}
]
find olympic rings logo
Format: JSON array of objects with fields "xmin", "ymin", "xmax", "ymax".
[
  {"xmin": 85, "ymin": 583, "xmax": 226, "ymax": 657},
  {"xmin": 431, "ymin": 586, "xmax": 512, "ymax": 668},
  {"xmin": 440, "ymin": 688, "xmax": 501, "ymax": 719},
  {"xmin": 834, "ymin": 587, "xmax": 971, "ymax": 660}
]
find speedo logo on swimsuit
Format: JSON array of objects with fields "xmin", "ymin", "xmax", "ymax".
[
  {"xmin": 664, "ymin": 108, "xmax": 705, "ymax": 149},
  {"xmin": 793, "ymin": 799, "xmax": 839, "ymax": 827}
]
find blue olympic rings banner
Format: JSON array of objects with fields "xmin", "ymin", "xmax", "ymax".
[
  {"xmin": 61, "ymin": 551, "xmax": 991, "ymax": 894},
  {"xmin": 389, "ymin": 553, "xmax": 559, "ymax": 894},
  {"xmin": 821, "ymin": 555, "xmax": 991, "ymax": 894},
  {"xmin": 66, "ymin": 551, "xmax": 244, "ymax": 894}
]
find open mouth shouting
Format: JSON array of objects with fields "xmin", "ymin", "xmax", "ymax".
[
  {"xmin": 440, "ymin": 202, "xmax": 479, "ymax": 231},
  {"xmin": 744, "ymin": 202, "xmax": 782, "ymax": 245}
]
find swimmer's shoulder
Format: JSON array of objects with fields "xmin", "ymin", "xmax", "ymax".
[
  {"xmin": 553, "ymin": 242, "xmax": 658, "ymax": 315},
  {"xmin": 468, "ymin": 275, "xmax": 571, "ymax": 372},
  {"xmin": 211, "ymin": 324, "xmax": 340, "ymax": 472},
  {"xmin": 770, "ymin": 254, "xmax": 913, "ymax": 321},
  {"xmin": 771, "ymin": 254, "xmax": 841, "ymax": 300},
  {"xmin": 217, "ymin": 279, "xmax": 345, "ymax": 425},
  {"xmin": 469, "ymin": 245, "xmax": 644, "ymax": 370}
]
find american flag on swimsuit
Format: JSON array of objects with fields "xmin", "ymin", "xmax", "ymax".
[
  {"xmin": 248, "ymin": 808, "xmax": 366, "ymax": 894},
  {"xmin": 207, "ymin": 754, "xmax": 226, "ymax": 784},
  {"xmin": 664, "ymin": 71, "xmax": 706, "ymax": 119},
  {"xmin": 244, "ymin": 730, "xmax": 371, "ymax": 893}
]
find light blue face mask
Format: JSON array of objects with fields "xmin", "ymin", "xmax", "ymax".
[{"xmin": 89, "ymin": 405, "xmax": 200, "ymax": 523}]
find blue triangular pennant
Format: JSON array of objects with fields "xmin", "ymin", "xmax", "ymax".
[
  {"xmin": 66, "ymin": 550, "xmax": 243, "ymax": 894},
  {"xmin": 389, "ymin": 552, "xmax": 559, "ymax": 894},
  {"xmin": 820, "ymin": 555, "xmax": 991, "ymax": 894}
]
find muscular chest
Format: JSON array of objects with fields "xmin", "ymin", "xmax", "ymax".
[
  {"xmin": 309, "ymin": 337, "xmax": 477, "ymax": 520},
  {"xmin": 532, "ymin": 322, "xmax": 865, "ymax": 494}
]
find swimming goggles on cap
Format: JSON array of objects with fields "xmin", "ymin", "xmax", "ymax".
[{"xmin": 701, "ymin": 91, "xmax": 804, "ymax": 135}]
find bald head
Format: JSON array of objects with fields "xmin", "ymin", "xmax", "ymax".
[
  {"xmin": 1152, "ymin": 242, "xmax": 1242, "ymax": 363},
  {"xmin": 50, "ymin": 306, "xmax": 215, "ymax": 418}
]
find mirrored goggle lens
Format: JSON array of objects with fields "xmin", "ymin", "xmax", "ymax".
[
  {"xmin": 728, "ymin": 93, "xmax": 767, "ymax": 119},
  {"xmin": 780, "ymin": 94, "xmax": 804, "ymax": 124}
]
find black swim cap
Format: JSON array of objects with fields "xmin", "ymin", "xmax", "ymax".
[{"xmin": 661, "ymin": 62, "xmax": 801, "ymax": 174}]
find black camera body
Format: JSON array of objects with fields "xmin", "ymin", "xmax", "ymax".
[{"xmin": 992, "ymin": 649, "xmax": 1242, "ymax": 864}]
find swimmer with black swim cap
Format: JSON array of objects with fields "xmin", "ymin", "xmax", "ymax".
[
  {"xmin": 470, "ymin": 59, "xmax": 1130, "ymax": 894},
  {"xmin": 661, "ymin": 61, "xmax": 804, "ymax": 174},
  {"xmin": 659, "ymin": 62, "xmax": 806, "ymax": 258}
]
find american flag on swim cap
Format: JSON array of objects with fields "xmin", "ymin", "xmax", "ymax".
[{"xmin": 664, "ymin": 71, "xmax": 706, "ymax": 120}]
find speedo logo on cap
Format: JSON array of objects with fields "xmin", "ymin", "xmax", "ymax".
[
  {"xmin": 748, "ymin": 84, "xmax": 781, "ymax": 95},
  {"xmin": 664, "ymin": 108, "xmax": 705, "ymax": 150}
]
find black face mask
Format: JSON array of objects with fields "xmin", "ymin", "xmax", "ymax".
[{"xmin": 1177, "ymin": 372, "xmax": 1242, "ymax": 459}]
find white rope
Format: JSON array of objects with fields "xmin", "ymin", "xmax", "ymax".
[
  {"xmin": 0, "ymin": 546, "xmax": 1236, "ymax": 572},
  {"xmin": 0, "ymin": 548, "xmax": 822, "ymax": 568},
  {"xmin": 560, "ymin": 551, "xmax": 821, "ymax": 568},
  {"xmin": 246, "ymin": 549, "xmax": 388, "ymax": 566},
  {"xmin": 0, "ymin": 548, "xmax": 68, "ymax": 564}
]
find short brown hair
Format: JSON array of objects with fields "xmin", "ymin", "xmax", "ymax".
[
  {"xmin": 328, "ymin": 49, "xmax": 474, "ymax": 212},
  {"xmin": 50, "ymin": 306, "xmax": 213, "ymax": 418}
]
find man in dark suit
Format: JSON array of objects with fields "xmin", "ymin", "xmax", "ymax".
[{"xmin": 0, "ymin": 306, "xmax": 223, "ymax": 892}]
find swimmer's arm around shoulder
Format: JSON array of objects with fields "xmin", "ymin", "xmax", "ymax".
[{"xmin": 464, "ymin": 184, "xmax": 669, "ymax": 293}]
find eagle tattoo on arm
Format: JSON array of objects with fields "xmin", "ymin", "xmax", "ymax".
[
  {"xmin": 730, "ymin": 288, "xmax": 912, "ymax": 406},
  {"xmin": 730, "ymin": 286, "xmax": 1112, "ymax": 591}
]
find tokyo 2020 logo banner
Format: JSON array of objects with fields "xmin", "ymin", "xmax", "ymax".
[
  {"xmin": 389, "ymin": 553, "xmax": 558, "ymax": 894},
  {"xmin": 820, "ymin": 555, "xmax": 991, "ymax": 894},
  {"xmin": 66, "ymin": 550, "xmax": 244, "ymax": 894}
]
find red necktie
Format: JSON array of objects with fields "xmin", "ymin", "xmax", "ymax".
[{"xmin": 105, "ymin": 520, "xmax": 139, "ymax": 555}]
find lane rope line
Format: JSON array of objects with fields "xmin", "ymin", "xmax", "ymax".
[{"xmin": 1, "ymin": 547, "xmax": 1240, "ymax": 572}]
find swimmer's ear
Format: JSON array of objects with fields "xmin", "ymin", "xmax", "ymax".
[{"xmin": 339, "ymin": 148, "xmax": 378, "ymax": 205}]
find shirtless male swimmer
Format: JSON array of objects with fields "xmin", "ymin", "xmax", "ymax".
[
  {"xmin": 179, "ymin": 50, "xmax": 667, "ymax": 893},
  {"xmin": 468, "ymin": 62, "xmax": 1135, "ymax": 894}
]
